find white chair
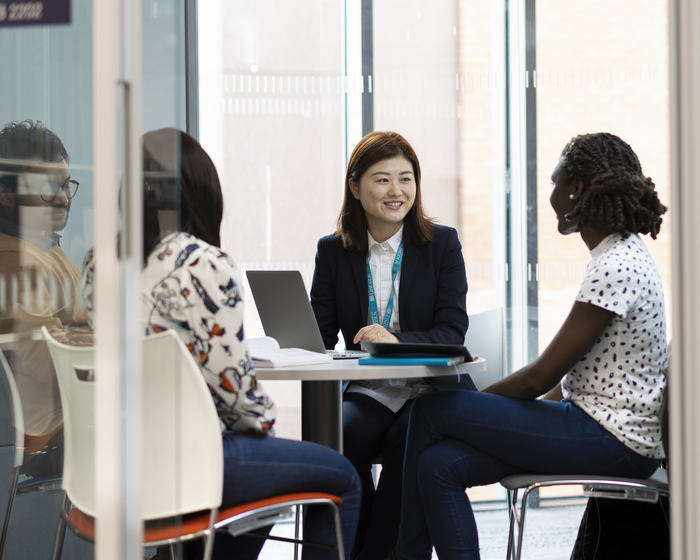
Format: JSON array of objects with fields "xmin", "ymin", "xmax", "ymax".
[
  {"xmin": 0, "ymin": 349, "xmax": 62, "ymax": 559},
  {"xmin": 464, "ymin": 307, "xmax": 506, "ymax": 391},
  {"xmin": 43, "ymin": 327, "xmax": 345, "ymax": 560}
]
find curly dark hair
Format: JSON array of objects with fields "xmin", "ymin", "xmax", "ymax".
[
  {"xmin": 0, "ymin": 119, "xmax": 69, "ymax": 193},
  {"xmin": 559, "ymin": 132, "xmax": 667, "ymax": 239}
]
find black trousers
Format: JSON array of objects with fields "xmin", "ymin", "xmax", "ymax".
[
  {"xmin": 570, "ymin": 497, "xmax": 670, "ymax": 560},
  {"xmin": 342, "ymin": 392, "xmax": 413, "ymax": 560}
]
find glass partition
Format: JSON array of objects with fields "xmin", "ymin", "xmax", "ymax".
[
  {"xmin": 0, "ymin": 0, "xmax": 190, "ymax": 557},
  {"xmin": 0, "ymin": 3, "xmax": 95, "ymax": 557}
]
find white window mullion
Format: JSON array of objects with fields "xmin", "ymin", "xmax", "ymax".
[
  {"xmin": 93, "ymin": 0, "xmax": 143, "ymax": 558},
  {"xmin": 669, "ymin": 0, "xmax": 700, "ymax": 558},
  {"xmin": 507, "ymin": 0, "xmax": 528, "ymax": 372}
]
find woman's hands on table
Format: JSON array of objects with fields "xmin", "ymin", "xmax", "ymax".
[{"xmin": 354, "ymin": 324, "xmax": 400, "ymax": 346}]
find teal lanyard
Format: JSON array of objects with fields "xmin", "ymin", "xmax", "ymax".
[{"xmin": 366, "ymin": 242, "xmax": 404, "ymax": 330}]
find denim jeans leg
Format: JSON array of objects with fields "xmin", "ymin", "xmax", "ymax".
[
  {"xmin": 395, "ymin": 391, "xmax": 660, "ymax": 560},
  {"xmin": 220, "ymin": 432, "xmax": 361, "ymax": 560},
  {"xmin": 416, "ymin": 439, "xmax": 518, "ymax": 560}
]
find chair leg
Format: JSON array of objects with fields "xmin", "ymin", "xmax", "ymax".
[
  {"xmin": 505, "ymin": 488, "xmax": 518, "ymax": 560},
  {"xmin": 290, "ymin": 503, "xmax": 343, "ymax": 560},
  {"xmin": 51, "ymin": 493, "xmax": 69, "ymax": 560},
  {"xmin": 515, "ymin": 488, "xmax": 534, "ymax": 560},
  {"xmin": 330, "ymin": 502, "xmax": 344, "ymax": 560},
  {"xmin": 0, "ymin": 467, "xmax": 20, "ymax": 559},
  {"xmin": 202, "ymin": 509, "xmax": 219, "ymax": 560},
  {"xmin": 294, "ymin": 505, "xmax": 301, "ymax": 560}
]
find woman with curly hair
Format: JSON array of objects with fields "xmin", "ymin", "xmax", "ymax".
[{"xmin": 391, "ymin": 132, "xmax": 669, "ymax": 560}]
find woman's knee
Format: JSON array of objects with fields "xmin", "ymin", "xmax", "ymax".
[
  {"xmin": 343, "ymin": 396, "xmax": 394, "ymax": 464},
  {"xmin": 415, "ymin": 445, "xmax": 457, "ymax": 495},
  {"xmin": 409, "ymin": 391, "xmax": 462, "ymax": 430},
  {"xmin": 415, "ymin": 446, "xmax": 437, "ymax": 479},
  {"xmin": 318, "ymin": 444, "xmax": 362, "ymax": 494}
]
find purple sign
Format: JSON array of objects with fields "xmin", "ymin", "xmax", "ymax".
[{"xmin": 0, "ymin": 1, "xmax": 71, "ymax": 28}]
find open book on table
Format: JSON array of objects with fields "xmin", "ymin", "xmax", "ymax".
[{"xmin": 247, "ymin": 336, "xmax": 333, "ymax": 368}]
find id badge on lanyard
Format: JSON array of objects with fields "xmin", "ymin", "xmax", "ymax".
[{"xmin": 366, "ymin": 242, "xmax": 404, "ymax": 329}]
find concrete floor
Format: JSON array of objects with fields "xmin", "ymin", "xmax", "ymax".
[{"xmin": 257, "ymin": 500, "xmax": 587, "ymax": 560}]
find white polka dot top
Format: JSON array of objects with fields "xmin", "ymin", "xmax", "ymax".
[{"xmin": 563, "ymin": 233, "xmax": 668, "ymax": 459}]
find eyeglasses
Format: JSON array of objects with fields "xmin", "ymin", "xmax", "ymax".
[{"xmin": 39, "ymin": 179, "xmax": 80, "ymax": 202}]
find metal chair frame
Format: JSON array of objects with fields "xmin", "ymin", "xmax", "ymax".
[
  {"xmin": 52, "ymin": 491, "xmax": 344, "ymax": 559},
  {"xmin": 0, "ymin": 349, "xmax": 62, "ymax": 558},
  {"xmin": 501, "ymin": 468, "xmax": 669, "ymax": 560}
]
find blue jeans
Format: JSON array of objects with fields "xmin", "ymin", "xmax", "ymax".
[
  {"xmin": 394, "ymin": 391, "xmax": 660, "ymax": 560},
  {"xmin": 213, "ymin": 432, "xmax": 361, "ymax": 560}
]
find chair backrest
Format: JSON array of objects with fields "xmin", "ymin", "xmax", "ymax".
[
  {"xmin": 43, "ymin": 327, "xmax": 224, "ymax": 520},
  {"xmin": 464, "ymin": 307, "xmax": 506, "ymax": 391},
  {"xmin": 0, "ymin": 350, "xmax": 25, "ymax": 467}
]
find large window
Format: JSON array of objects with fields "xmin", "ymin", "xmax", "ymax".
[
  {"xmin": 534, "ymin": 0, "xmax": 671, "ymax": 353},
  {"xmin": 197, "ymin": 0, "xmax": 671, "ymax": 495}
]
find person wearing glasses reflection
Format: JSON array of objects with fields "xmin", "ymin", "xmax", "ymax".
[{"xmin": 0, "ymin": 120, "xmax": 90, "ymax": 477}]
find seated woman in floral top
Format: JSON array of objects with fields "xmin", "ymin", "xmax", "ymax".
[{"xmin": 82, "ymin": 128, "xmax": 360, "ymax": 560}]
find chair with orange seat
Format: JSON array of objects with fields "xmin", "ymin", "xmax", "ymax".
[{"xmin": 42, "ymin": 327, "xmax": 345, "ymax": 560}]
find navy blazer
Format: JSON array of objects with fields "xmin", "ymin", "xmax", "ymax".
[{"xmin": 310, "ymin": 224, "xmax": 476, "ymax": 391}]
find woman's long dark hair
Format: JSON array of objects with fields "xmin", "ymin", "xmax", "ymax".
[
  {"xmin": 336, "ymin": 131, "xmax": 434, "ymax": 254},
  {"xmin": 142, "ymin": 129, "xmax": 224, "ymax": 261}
]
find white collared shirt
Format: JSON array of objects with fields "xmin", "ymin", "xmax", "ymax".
[
  {"xmin": 346, "ymin": 227, "xmax": 432, "ymax": 412},
  {"xmin": 366, "ymin": 227, "xmax": 403, "ymax": 331}
]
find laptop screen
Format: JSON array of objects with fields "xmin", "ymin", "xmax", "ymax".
[{"xmin": 245, "ymin": 270, "xmax": 328, "ymax": 353}]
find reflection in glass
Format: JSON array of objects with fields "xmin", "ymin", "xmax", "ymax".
[{"xmin": 0, "ymin": 120, "xmax": 91, "ymax": 478}]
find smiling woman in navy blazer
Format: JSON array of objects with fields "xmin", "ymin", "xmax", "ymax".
[
  {"xmin": 310, "ymin": 131, "xmax": 476, "ymax": 560},
  {"xmin": 312, "ymin": 225, "xmax": 473, "ymax": 392}
]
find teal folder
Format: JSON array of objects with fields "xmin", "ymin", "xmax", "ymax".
[{"xmin": 358, "ymin": 355, "xmax": 465, "ymax": 366}]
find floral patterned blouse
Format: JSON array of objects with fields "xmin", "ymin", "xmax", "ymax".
[{"xmin": 82, "ymin": 232, "xmax": 277, "ymax": 434}]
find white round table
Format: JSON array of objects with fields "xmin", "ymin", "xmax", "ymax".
[{"xmin": 256, "ymin": 357, "xmax": 486, "ymax": 451}]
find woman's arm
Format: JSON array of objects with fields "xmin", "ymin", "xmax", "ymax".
[
  {"xmin": 483, "ymin": 301, "xmax": 616, "ymax": 400},
  {"xmin": 168, "ymin": 243, "xmax": 277, "ymax": 433},
  {"xmin": 395, "ymin": 227, "xmax": 469, "ymax": 345},
  {"xmin": 542, "ymin": 384, "xmax": 564, "ymax": 401}
]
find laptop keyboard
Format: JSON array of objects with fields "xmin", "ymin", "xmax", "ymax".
[{"xmin": 326, "ymin": 349, "xmax": 369, "ymax": 360}]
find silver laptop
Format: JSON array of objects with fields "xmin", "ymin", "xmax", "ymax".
[{"xmin": 245, "ymin": 270, "xmax": 367, "ymax": 359}]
